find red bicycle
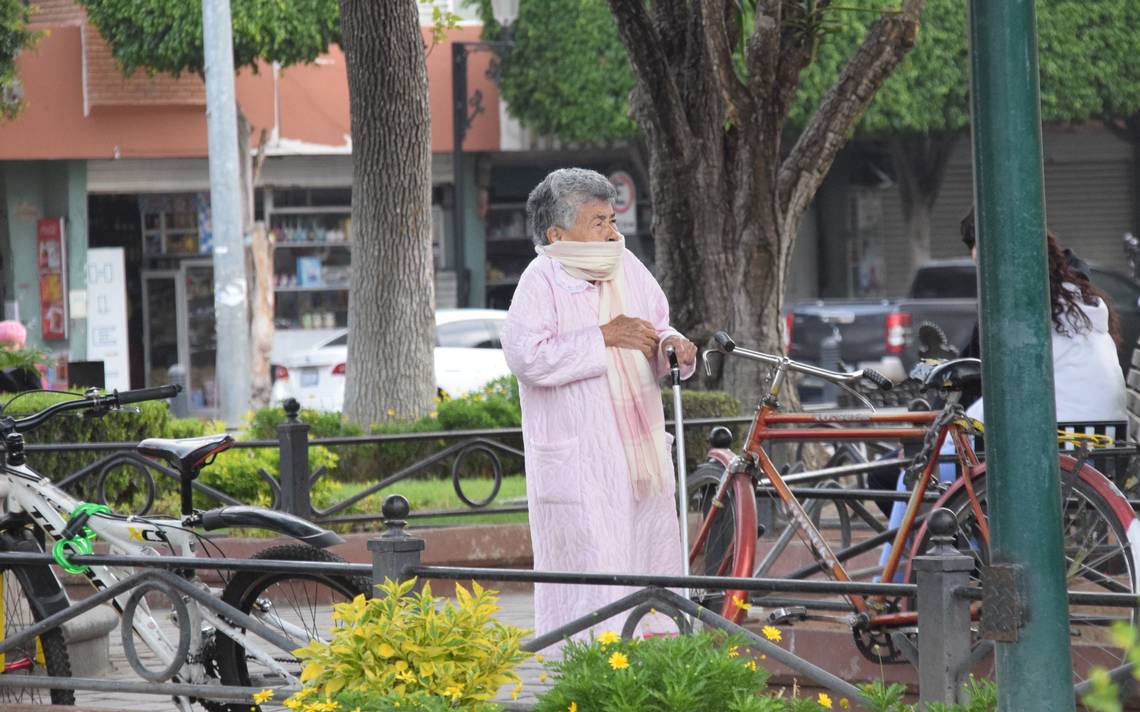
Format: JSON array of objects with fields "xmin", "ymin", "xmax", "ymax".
[{"xmin": 686, "ymin": 331, "xmax": 1138, "ymax": 682}]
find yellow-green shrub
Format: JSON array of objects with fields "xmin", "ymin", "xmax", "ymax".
[{"xmin": 292, "ymin": 578, "xmax": 528, "ymax": 709}]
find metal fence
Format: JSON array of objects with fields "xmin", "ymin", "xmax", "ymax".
[
  {"xmin": 2, "ymin": 497, "xmax": 1134, "ymax": 707},
  {"xmin": 26, "ymin": 397, "xmax": 756, "ymax": 525}
]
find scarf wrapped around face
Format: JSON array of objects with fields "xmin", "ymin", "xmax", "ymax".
[{"xmin": 536, "ymin": 238, "xmax": 669, "ymax": 498}]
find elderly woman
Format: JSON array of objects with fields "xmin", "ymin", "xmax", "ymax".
[{"xmin": 500, "ymin": 168, "xmax": 698, "ymax": 643}]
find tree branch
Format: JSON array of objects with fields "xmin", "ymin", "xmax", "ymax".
[
  {"xmin": 777, "ymin": 0, "xmax": 923, "ymax": 218},
  {"xmin": 698, "ymin": 0, "xmax": 751, "ymax": 125},
  {"xmin": 607, "ymin": 0, "xmax": 692, "ymax": 154},
  {"xmin": 744, "ymin": 2, "xmax": 780, "ymax": 104}
]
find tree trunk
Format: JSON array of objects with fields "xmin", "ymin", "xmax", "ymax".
[
  {"xmin": 249, "ymin": 221, "xmax": 274, "ymax": 407},
  {"xmin": 888, "ymin": 134, "xmax": 958, "ymax": 277},
  {"xmin": 608, "ymin": 0, "xmax": 923, "ymax": 408},
  {"xmin": 237, "ymin": 110, "xmax": 275, "ymax": 409},
  {"xmin": 339, "ymin": 0, "xmax": 435, "ymax": 423}
]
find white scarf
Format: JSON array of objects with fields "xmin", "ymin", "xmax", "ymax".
[{"xmin": 536, "ymin": 238, "xmax": 669, "ymax": 498}]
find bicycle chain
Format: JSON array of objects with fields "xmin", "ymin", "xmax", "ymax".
[{"xmin": 902, "ymin": 402, "xmax": 965, "ymax": 490}]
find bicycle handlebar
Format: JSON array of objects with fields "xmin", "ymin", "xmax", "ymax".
[
  {"xmin": 706, "ymin": 330, "xmax": 892, "ymax": 391},
  {"xmin": 2, "ymin": 384, "xmax": 183, "ymax": 435}
]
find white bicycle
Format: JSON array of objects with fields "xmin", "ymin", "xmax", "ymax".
[{"xmin": 0, "ymin": 385, "xmax": 370, "ymax": 710}]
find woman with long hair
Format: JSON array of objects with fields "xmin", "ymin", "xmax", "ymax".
[{"xmin": 961, "ymin": 210, "xmax": 1125, "ymax": 423}]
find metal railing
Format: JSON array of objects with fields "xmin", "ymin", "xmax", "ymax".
[{"xmin": 0, "ymin": 495, "xmax": 1135, "ymax": 708}]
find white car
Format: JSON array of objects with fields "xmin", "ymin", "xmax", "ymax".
[{"xmin": 270, "ymin": 309, "xmax": 511, "ymax": 411}]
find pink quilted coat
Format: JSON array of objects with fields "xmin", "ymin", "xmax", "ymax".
[{"xmin": 500, "ymin": 249, "xmax": 696, "ymax": 648}]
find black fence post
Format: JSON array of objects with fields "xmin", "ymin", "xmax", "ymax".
[
  {"xmin": 277, "ymin": 398, "xmax": 312, "ymax": 519},
  {"xmin": 914, "ymin": 507, "xmax": 975, "ymax": 706},
  {"xmin": 369, "ymin": 495, "xmax": 425, "ymax": 593}
]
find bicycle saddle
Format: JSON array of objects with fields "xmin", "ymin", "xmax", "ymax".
[
  {"xmin": 913, "ymin": 357, "xmax": 981, "ymax": 391},
  {"xmin": 138, "ymin": 433, "xmax": 235, "ymax": 472}
]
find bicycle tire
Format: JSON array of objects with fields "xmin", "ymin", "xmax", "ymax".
[
  {"xmin": 686, "ymin": 462, "xmax": 757, "ymax": 623},
  {"xmin": 911, "ymin": 457, "xmax": 1139, "ymax": 690},
  {"xmin": 211, "ymin": 544, "xmax": 371, "ymax": 711},
  {"xmin": 0, "ymin": 567, "xmax": 74, "ymax": 706}
]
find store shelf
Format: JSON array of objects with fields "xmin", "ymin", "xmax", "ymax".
[
  {"xmin": 274, "ymin": 241, "xmax": 352, "ymax": 249},
  {"xmin": 276, "ymin": 285, "xmax": 350, "ymax": 293}
]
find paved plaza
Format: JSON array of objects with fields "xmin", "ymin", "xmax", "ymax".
[{"xmin": 21, "ymin": 592, "xmax": 548, "ymax": 712}]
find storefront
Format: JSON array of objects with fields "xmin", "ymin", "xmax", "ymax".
[{"xmin": 86, "ymin": 155, "xmax": 457, "ymax": 415}]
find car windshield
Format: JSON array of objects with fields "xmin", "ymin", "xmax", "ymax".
[
  {"xmin": 323, "ymin": 334, "xmax": 347, "ymax": 348},
  {"xmin": 436, "ymin": 319, "xmax": 500, "ymax": 348},
  {"xmin": 910, "ymin": 266, "xmax": 977, "ymax": 299}
]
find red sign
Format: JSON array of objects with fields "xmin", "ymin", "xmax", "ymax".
[{"xmin": 36, "ymin": 218, "xmax": 68, "ymax": 341}]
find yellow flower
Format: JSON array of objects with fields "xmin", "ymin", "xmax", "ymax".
[
  {"xmin": 731, "ymin": 595, "xmax": 752, "ymax": 610},
  {"xmin": 535, "ymin": 653, "xmax": 545, "ymax": 663},
  {"xmin": 818, "ymin": 692, "xmax": 833, "ymax": 709},
  {"xmin": 386, "ymin": 408, "xmax": 396, "ymax": 417},
  {"xmin": 253, "ymin": 689, "xmax": 274, "ymax": 704},
  {"xmin": 352, "ymin": 708, "xmax": 362, "ymax": 712},
  {"xmin": 511, "ymin": 681, "xmax": 523, "ymax": 700},
  {"xmin": 762, "ymin": 625, "xmax": 782, "ymax": 642},
  {"xmin": 745, "ymin": 660, "xmax": 757, "ymax": 671},
  {"xmin": 430, "ymin": 410, "xmax": 438, "ymax": 418},
  {"xmin": 539, "ymin": 672, "xmax": 548, "ymax": 682},
  {"xmin": 840, "ymin": 699, "xmax": 850, "ymax": 709},
  {"xmin": 597, "ymin": 630, "xmax": 621, "ymax": 645},
  {"xmin": 761, "ymin": 654, "xmax": 767, "ymax": 660},
  {"xmin": 608, "ymin": 651, "xmax": 630, "ymax": 670},
  {"xmin": 444, "ymin": 686, "xmax": 462, "ymax": 701},
  {"xmin": 568, "ymin": 704, "xmax": 578, "ymax": 712},
  {"xmin": 396, "ymin": 669, "xmax": 416, "ymax": 683},
  {"xmin": 727, "ymin": 645, "xmax": 739, "ymax": 658}
]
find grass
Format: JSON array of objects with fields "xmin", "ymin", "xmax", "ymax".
[{"xmin": 320, "ymin": 475, "xmax": 530, "ymax": 529}]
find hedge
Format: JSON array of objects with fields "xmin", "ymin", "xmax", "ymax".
[{"xmin": 2, "ymin": 377, "xmax": 741, "ymax": 515}]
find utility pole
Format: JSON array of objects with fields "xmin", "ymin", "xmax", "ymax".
[
  {"xmin": 967, "ymin": 1, "xmax": 1074, "ymax": 709},
  {"xmin": 202, "ymin": 0, "xmax": 251, "ymax": 428}
]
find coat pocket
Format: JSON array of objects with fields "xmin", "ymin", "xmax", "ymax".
[{"xmin": 528, "ymin": 437, "xmax": 582, "ymax": 505}]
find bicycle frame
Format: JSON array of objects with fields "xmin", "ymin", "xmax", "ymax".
[
  {"xmin": 691, "ymin": 352, "xmax": 986, "ymax": 627},
  {"xmin": 0, "ymin": 458, "xmax": 307, "ymax": 706}
]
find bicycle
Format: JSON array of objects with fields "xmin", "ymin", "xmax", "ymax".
[
  {"xmin": 686, "ymin": 331, "xmax": 1138, "ymax": 686},
  {"xmin": 0, "ymin": 386, "xmax": 371, "ymax": 710}
]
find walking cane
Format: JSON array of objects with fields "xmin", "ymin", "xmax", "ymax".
[{"xmin": 665, "ymin": 347, "xmax": 691, "ymax": 602}]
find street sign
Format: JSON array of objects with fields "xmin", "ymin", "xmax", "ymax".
[
  {"xmin": 86, "ymin": 248, "xmax": 130, "ymax": 391},
  {"xmin": 609, "ymin": 171, "xmax": 637, "ymax": 235}
]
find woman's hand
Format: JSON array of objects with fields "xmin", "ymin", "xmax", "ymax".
[
  {"xmin": 601, "ymin": 315, "xmax": 659, "ymax": 360},
  {"xmin": 661, "ymin": 335, "xmax": 698, "ymax": 366}
]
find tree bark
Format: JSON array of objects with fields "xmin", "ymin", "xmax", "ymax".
[
  {"xmin": 888, "ymin": 134, "xmax": 958, "ymax": 277},
  {"xmin": 608, "ymin": 0, "xmax": 923, "ymax": 406},
  {"xmin": 339, "ymin": 0, "xmax": 435, "ymax": 424},
  {"xmin": 249, "ymin": 221, "xmax": 274, "ymax": 407}
]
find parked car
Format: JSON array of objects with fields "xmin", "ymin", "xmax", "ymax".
[
  {"xmin": 787, "ymin": 258, "xmax": 1140, "ymax": 402},
  {"xmin": 270, "ymin": 309, "xmax": 511, "ymax": 411}
]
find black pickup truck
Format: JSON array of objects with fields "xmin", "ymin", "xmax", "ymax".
[{"xmin": 787, "ymin": 258, "xmax": 1140, "ymax": 401}]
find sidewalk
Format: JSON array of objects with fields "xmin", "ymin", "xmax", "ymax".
[{"xmin": 60, "ymin": 592, "xmax": 547, "ymax": 712}]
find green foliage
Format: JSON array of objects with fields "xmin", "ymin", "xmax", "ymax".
[
  {"xmin": 661, "ymin": 389, "xmax": 743, "ymax": 469},
  {"xmin": 793, "ymin": 0, "xmax": 1140, "ymax": 136},
  {"xmin": 533, "ymin": 631, "xmax": 774, "ymax": 712},
  {"xmin": 470, "ymin": 0, "xmax": 637, "ymax": 142},
  {"xmin": 858, "ymin": 677, "xmax": 997, "ymax": 712},
  {"xmin": 195, "ymin": 437, "xmax": 338, "ymax": 510},
  {"xmin": 1082, "ymin": 621, "xmax": 1140, "ymax": 712},
  {"xmin": 292, "ymin": 578, "xmax": 527, "ymax": 709},
  {"xmin": 477, "ymin": 0, "xmax": 1140, "ymax": 146},
  {"xmin": 0, "ymin": 0, "xmax": 40, "ymax": 119},
  {"xmin": 76, "ymin": 0, "xmax": 341, "ymax": 76},
  {"xmin": 286, "ymin": 686, "xmax": 486, "ymax": 712}
]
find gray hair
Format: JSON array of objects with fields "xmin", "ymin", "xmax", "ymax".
[{"xmin": 526, "ymin": 168, "xmax": 617, "ymax": 246}]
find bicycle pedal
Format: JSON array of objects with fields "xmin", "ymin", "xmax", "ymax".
[{"xmin": 767, "ymin": 606, "xmax": 808, "ymax": 625}]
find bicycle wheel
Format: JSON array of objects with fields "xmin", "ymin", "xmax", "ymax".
[
  {"xmin": 913, "ymin": 458, "xmax": 1138, "ymax": 689},
  {"xmin": 686, "ymin": 462, "xmax": 757, "ymax": 623},
  {"xmin": 0, "ymin": 567, "xmax": 74, "ymax": 705},
  {"xmin": 211, "ymin": 544, "xmax": 371, "ymax": 710}
]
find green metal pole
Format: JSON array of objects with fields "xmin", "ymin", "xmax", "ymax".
[{"xmin": 967, "ymin": 1, "xmax": 1074, "ymax": 709}]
